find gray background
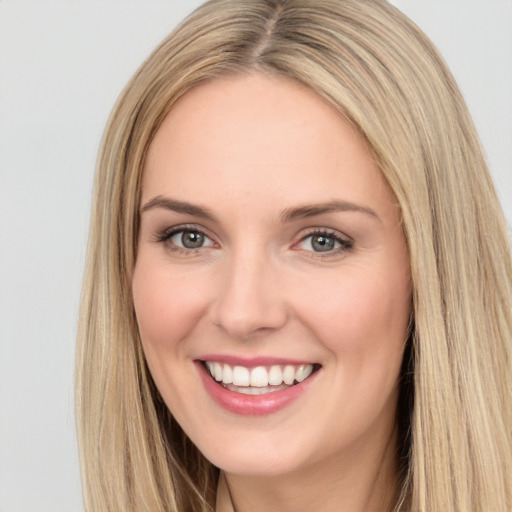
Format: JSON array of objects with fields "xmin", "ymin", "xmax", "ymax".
[{"xmin": 0, "ymin": 1, "xmax": 510, "ymax": 510}]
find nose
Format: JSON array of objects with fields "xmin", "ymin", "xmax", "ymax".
[{"xmin": 210, "ymin": 248, "xmax": 288, "ymax": 340}]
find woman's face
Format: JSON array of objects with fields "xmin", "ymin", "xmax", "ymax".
[{"xmin": 132, "ymin": 74, "xmax": 411, "ymax": 478}]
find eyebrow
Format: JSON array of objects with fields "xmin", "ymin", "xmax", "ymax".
[
  {"xmin": 140, "ymin": 195, "xmax": 216, "ymax": 221},
  {"xmin": 140, "ymin": 195, "xmax": 380, "ymax": 223},
  {"xmin": 280, "ymin": 200, "xmax": 380, "ymax": 223}
]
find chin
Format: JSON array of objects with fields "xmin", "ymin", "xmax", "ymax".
[{"xmin": 207, "ymin": 447, "xmax": 306, "ymax": 478}]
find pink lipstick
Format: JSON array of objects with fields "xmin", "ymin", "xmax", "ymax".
[{"xmin": 196, "ymin": 356, "xmax": 320, "ymax": 416}]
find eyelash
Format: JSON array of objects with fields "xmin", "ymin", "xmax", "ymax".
[
  {"xmin": 296, "ymin": 229, "xmax": 354, "ymax": 258},
  {"xmin": 154, "ymin": 224, "xmax": 215, "ymax": 255},
  {"xmin": 154, "ymin": 226, "xmax": 354, "ymax": 257}
]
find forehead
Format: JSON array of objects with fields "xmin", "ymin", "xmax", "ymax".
[{"xmin": 142, "ymin": 73, "xmax": 390, "ymax": 215}]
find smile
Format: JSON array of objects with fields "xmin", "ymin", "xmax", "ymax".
[
  {"xmin": 204, "ymin": 361, "xmax": 315, "ymax": 395},
  {"xmin": 195, "ymin": 353, "xmax": 322, "ymax": 415},
  {"xmin": 197, "ymin": 358, "xmax": 321, "ymax": 415}
]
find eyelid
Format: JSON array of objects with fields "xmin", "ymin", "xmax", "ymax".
[
  {"xmin": 296, "ymin": 226, "xmax": 352, "ymax": 242},
  {"xmin": 294, "ymin": 227, "xmax": 354, "ymax": 255},
  {"xmin": 154, "ymin": 223, "xmax": 218, "ymax": 250},
  {"xmin": 152, "ymin": 224, "xmax": 353, "ymax": 257}
]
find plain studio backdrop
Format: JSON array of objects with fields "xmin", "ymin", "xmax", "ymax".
[{"xmin": 0, "ymin": 1, "xmax": 510, "ymax": 510}]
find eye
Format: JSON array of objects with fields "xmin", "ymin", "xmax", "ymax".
[
  {"xmin": 297, "ymin": 231, "xmax": 353, "ymax": 254},
  {"xmin": 157, "ymin": 227, "xmax": 215, "ymax": 252},
  {"xmin": 172, "ymin": 230, "xmax": 212, "ymax": 249}
]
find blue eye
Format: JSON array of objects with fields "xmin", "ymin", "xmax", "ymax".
[
  {"xmin": 173, "ymin": 230, "xmax": 208, "ymax": 249},
  {"xmin": 298, "ymin": 231, "xmax": 352, "ymax": 254},
  {"xmin": 159, "ymin": 228, "xmax": 215, "ymax": 251}
]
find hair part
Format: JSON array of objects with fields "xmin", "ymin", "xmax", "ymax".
[{"xmin": 76, "ymin": 1, "xmax": 512, "ymax": 510}]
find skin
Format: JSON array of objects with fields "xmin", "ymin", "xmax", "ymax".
[{"xmin": 132, "ymin": 73, "xmax": 411, "ymax": 512}]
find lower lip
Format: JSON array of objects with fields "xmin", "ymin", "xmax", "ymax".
[{"xmin": 196, "ymin": 362, "xmax": 317, "ymax": 416}]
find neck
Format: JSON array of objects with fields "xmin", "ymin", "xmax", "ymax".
[{"xmin": 220, "ymin": 423, "xmax": 399, "ymax": 512}]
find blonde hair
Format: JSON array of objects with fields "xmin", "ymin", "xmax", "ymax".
[{"xmin": 76, "ymin": 0, "xmax": 512, "ymax": 510}]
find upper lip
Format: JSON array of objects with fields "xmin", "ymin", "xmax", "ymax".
[{"xmin": 196, "ymin": 354, "xmax": 319, "ymax": 368}]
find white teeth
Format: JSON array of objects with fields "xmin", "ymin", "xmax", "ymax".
[
  {"xmin": 232, "ymin": 366, "xmax": 250, "ymax": 386},
  {"xmin": 205, "ymin": 361, "xmax": 315, "ymax": 389},
  {"xmin": 222, "ymin": 363, "xmax": 233, "ymax": 384},
  {"xmin": 283, "ymin": 365, "xmax": 295, "ymax": 385},
  {"xmin": 250, "ymin": 366, "xmax": 269, "ymax": 387},
  {"xmin": 295, "ymin": 364, "xmax": 313, "ymax": 383},
  {"xmin": 268, "ymin": 365, "xmax": 284, "ymax": 385},
  {"xmin": 214, "ymin": 362, "xmax": 223, "ymax": 381}
]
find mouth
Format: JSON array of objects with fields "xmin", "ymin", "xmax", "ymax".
[{"xmin": 202, "ymin": 360, "xmax": 321, "ymax": 396}]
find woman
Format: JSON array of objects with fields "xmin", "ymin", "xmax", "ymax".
[{"xmin": 76, "ymin": 0, "xmax": 512, "ymax": 511}]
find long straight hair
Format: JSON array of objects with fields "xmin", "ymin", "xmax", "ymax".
[{"xmin": 76, "ymin": 1, "xmax": 512, "ymax": 510}]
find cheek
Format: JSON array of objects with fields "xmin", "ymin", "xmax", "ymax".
[
  {"xmin": 303, "ymin": 268, "xmax": 408, "ymax": 335},
  {"xmin": 131, "ymin": 260, "xmax": 209, "ymax": 354},
  {"xmin": 131, "ymin": 259, "xmax": 213, "ymax": 420},
  {"xmin": 295, "ymin": 264, "xmax": 411, "ymax": 384}
]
